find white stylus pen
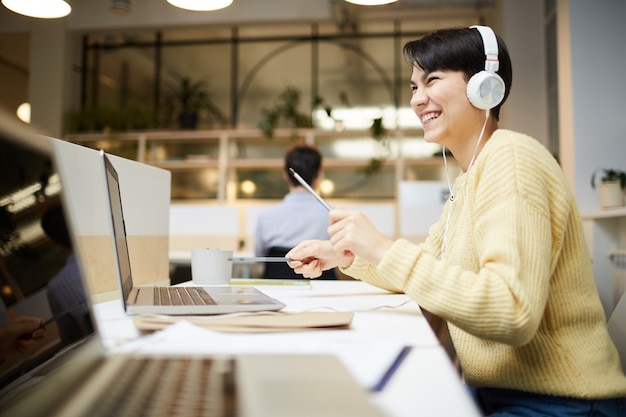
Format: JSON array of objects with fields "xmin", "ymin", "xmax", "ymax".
[
  {"xmin": 228, "ymin": 257, "xmax": 291, "ymax": 263},
  {"xmin": 288, "ymin": 167, "xmax": 332, "ymax": 211}
]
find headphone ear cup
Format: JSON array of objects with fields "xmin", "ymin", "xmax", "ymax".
[{"xmin": 466, "ymin": 70, "xmax": 505, "ymax": 110}]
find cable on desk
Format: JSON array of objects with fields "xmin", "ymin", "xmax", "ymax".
[
  {"xmin": 299, "ymin": 298, "xmax": 414, "ymax": 313},
  {"xmin": 134, "ymin": 298, "xmax": 415, "ymax": 323}
]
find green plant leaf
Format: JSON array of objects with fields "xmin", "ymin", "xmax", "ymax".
[{"xmin": 591, "ymin": 167, "xmax": 626, "ymax": 190}]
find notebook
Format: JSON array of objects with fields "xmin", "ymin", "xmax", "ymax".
[
  {"xmin": 100, "ymin": 149, "xmax": 286, "ymax": 315},
  {"xmin": 0, "ymin": 112, "xmax": 385, "ymax": 417}
]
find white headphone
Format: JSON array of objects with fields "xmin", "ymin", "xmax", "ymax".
[{"xmin": 466, "ymin": 25, "xmax": 505, "ymax": 110}]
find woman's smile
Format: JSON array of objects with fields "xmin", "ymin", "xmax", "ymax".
[{"xmin": 420, "ymin": 111, "xmax": 441, "ymax": 126}]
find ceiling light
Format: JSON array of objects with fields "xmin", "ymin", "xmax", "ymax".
[
  {"xmin": 2, "ymin": 0, "xmax": 71, "ymax": 18},
  {"xmin": 166, "ymin": 0, "xmax": 233, "ymax": 11},
  {"xmin": 344, "ymin": 0, "xmax": 398, "ymax": 5},
  {"xmin": 240, "ymin": 180, "xmax": 256, "ymax": 196},
  {"xmin": 319, "ymin": 179, "xmax": 335, "ymax": 197},
  {"xmin": 16, "ymin": 102, "xmax": 30, "ymax": 124}
]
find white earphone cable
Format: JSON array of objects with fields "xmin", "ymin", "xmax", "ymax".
[{"xmin": 441, "ymin": 109, "xmax": 490, "ymax": 260}]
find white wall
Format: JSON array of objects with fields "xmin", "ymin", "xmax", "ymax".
[
  {"xmin": 500, "ymin": 0, "xmax": 548, "ymax": 147},
  {"xmin": 28, "ymin": 21, "xmax": 68, "ymax": 138},
  {"xmin": 566, "ymin": 0, "xmax": 626, "ymax": 211}
]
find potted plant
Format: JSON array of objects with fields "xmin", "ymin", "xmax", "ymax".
[
  {"xmin": 591, "ymin": 168, "xmax": 626, "ymax": 208},
  {"xmin": 164, "ymin": 75, "xmax": 225, "ymax": 130},
  {"xmin": 258, "ymin": 86, "xmax": 313, "ymax": 138},
  {"xmin": 64, "ymin": 103, "xmax": 157, "ymax": 134}
]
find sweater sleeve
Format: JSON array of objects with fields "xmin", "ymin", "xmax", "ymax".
[
  {"xmin": 342, "ymin": 211, "xmax": 448, "ymax": 294},
  {"xmin": 342, "ymin": 255, "xmax": 404, "ymax": 294}
]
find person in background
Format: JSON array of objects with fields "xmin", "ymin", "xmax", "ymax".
[
  {"xmin": 255, "ymin": 144, "xmax": 335, "ymax": 279},
  {"xmin": 287, "ymin": 26, "xmax": 626, "ymax": 415}
]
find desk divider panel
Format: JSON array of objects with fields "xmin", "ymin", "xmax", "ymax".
[
  {"xmin": 241, "ymin": 202, "xmax": 275, "ymax": 253},
  {"xmin": 340, "ymin": 203, "xmax": 397, "ymax": 238},
  {"xmin": 398, "ymin": 181, "xmax": 448, "ymax": 244},
  {"xmin": 169, "ymin": 204, "xmax": 240, "ymax": 253},
  {"xmin": 51, "ymin": 138, "xmax": 171, "ymax": 295}
]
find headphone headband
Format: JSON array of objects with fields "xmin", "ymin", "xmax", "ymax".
[
  {"xmin": 470, "ymin": 25, "xmax": 499, "ymax": 73},
  {"xmin": 466, "ymin": 25, "xmax": 505, "ymax": 110}
]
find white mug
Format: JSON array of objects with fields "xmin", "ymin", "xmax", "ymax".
[{"xmin": 190, "ymin": 248, "xmax": 233, "ymax": 285}]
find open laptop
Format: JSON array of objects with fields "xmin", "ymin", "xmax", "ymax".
[
  {"xmin": 100, "ymin": 149, "xmax": 286, "ymax": 315},
  {"xmin": 0, "ymin": 115, "xmax": 94, "ymax": 394},
  {"xmin": 0, "ymin": 113, "xmax": 385, "ymax": 417}
]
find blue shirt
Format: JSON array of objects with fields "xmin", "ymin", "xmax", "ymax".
[{"xmin": 254, "ymin": 191, "xmax": 330, "ymax": 256}]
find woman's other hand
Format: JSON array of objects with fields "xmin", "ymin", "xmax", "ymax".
[
  {"xmin": 328, "ymin": 208, "xmax": 394, "ymax": 266},
  {"xmin": 286, "ymin": 240, "xmax": 354, "ymax": 278}
]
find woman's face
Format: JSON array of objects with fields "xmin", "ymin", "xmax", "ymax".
[{"xmin": 409, "ymin": 65, "xmax": 481, "ymax": 150}]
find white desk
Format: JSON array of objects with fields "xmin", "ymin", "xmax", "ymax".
[{"xmin": 92, "ymin": 280, "xmax": 481, "ymax": 417}]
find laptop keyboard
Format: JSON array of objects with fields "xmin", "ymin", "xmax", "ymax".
[
  {"xmin": 87, "ymin": 357, "xmax": 237, "ymax": 417},
  {"xmin": 153, "ymin": 287, "xmax": 218, "ymax": 306}
]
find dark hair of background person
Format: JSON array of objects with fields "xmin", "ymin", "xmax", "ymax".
[
  {"xmin": 402, "ymin": 26, "xmax": 513, "ymax": 121},
  {"xmin": 41, "ymin": 205, "xmax": 72, "ymax": 250},
  {"xmin": 284, "ymin": 144, "xmax": 322, "ymax": 187}
]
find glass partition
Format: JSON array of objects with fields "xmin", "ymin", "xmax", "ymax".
[{"xmin": 72, "ymin": 19, "xmax": 467, "ymax": 200}]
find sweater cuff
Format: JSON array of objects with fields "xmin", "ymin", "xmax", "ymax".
[
  {"xmin": 340, "ymin": 255, "xmax": 369, "ymax": 278},
  {"xmin": 377, "ymin": 239, "xmax": 422, "ymax": 290}
]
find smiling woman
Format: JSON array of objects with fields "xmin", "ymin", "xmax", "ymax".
[{"xmin": 285, "ymin": 26, "xmax": 626, "ymax": 417}]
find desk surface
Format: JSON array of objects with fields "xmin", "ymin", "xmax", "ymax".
[{"xmin": 92, "ymin": 280, "xmax": 480, "ymax": 417}]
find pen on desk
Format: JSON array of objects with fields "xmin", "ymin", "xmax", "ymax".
[
  {"xmin": 288, "ymin": 167, "xmax": 332, "ymax": 211},
  {"xmin": 371, "ymin": 345, "xmax": 413, "ymax": 392},
  {"xmin": 228, "ymin": 256, "xmax": 291, "ymax": 263}
]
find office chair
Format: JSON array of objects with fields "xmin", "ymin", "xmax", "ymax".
[{"xmin": 263, "ymin": 246, "xmax": 337, "ymax": 280}]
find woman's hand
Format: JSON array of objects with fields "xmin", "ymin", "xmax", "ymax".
[
  {"xmin": 286, "ymin": 208, "xmax": 393, "ymax": 278},
  {"xmin": 286, "ymin": 240, "xmax": 354, "ymax": 278},
  {"xmin": 328, "ymin": 208, "xmax": 394, "ymax": 266}
]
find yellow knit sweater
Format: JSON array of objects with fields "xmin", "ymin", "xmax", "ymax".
[{"xmin": 344, "ymin": 129, "xmax": 626, "ymax": 398}]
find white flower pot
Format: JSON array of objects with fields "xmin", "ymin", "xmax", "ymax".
[{"xmin": 599, "ymin": 181, "xmax": 625, "ymax": 209}]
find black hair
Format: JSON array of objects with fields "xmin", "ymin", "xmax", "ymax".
[
  {"xmin": 403, "ymin": 27, "xmax": 512, "ymax": 120},
  {"xmin": 284, "ymin": 144, "xmax": 322, "ymax": 187}
]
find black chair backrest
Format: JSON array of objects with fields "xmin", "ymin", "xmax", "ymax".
[{"xmin": 263, "ymin": 246, "xmax": 337, "ymax": 280}]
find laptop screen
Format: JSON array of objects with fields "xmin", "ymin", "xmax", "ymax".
[
  {"xmin": 0, "ymin": 120, "xmax": 95, "ymax": 390},
  {"xmin": 101, "ymin": 151, "xmax": 134, "ymax": 306}
]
